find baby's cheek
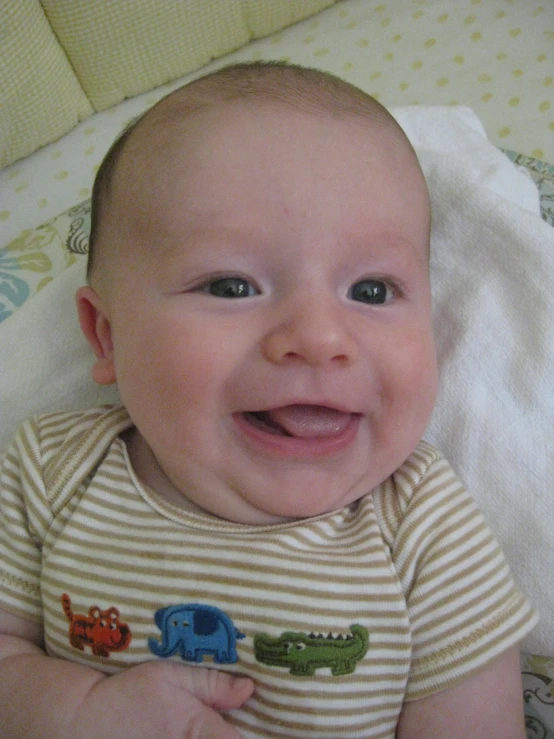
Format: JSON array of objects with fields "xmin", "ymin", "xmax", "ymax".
[{"xmin": 391, "ymin": 331, "xmax": 438, "ymax": 420}]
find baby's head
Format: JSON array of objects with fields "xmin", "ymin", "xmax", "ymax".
[
  {"xmin": 86, "ymin": 62, "xmax": 430, "ymax": 282},
  {"xmin": 77, "ymin": 62, "xmax": 438, "ymax": 524}
]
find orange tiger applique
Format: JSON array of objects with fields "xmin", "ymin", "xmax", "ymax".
[{"xmin": 61, "ymin": 593, "xmax": 132, "ymax": 658}]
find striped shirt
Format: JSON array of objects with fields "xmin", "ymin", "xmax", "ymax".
[{"xmin": 0, "ymin": 405, "xmax": 537, "ymax": 738}]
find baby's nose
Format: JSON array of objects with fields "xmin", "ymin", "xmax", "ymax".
[{"xmin": 262, "ymin": 298, "xmax": 359, "ymax": 367}]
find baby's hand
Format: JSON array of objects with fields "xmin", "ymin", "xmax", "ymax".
[{"xmin": 69, "ymin": 661, "xmax": 254, "ymax": 739}]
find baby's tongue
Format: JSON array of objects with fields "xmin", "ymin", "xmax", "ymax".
[{"xmin": 263, "ymin": 405, "xmax": 352, "ymax": 438}]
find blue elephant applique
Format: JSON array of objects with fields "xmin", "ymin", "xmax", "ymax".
[{"xmin": 148, "ymin": 603, "xmax": 245, "ymax": 664}]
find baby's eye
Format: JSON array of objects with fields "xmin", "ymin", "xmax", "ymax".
[
  {"xmin": 202, "ymin": 277, "xmax": 258, "ymax": 298},
  {"xmin": 349, "ymin": 279, "xmax": 394, "ymax": 305}
]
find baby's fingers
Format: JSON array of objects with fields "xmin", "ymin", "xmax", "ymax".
[
  {"xmin": 181, "ymin": 666, "xmax": 254, "ymax": 711},
  {"xmin": 176, "ymin": 668, "xmax": 254, "ymax": 739},
  {"xmin": 184, "ymin": 697, "xmax": 245, "ymax": 739}
]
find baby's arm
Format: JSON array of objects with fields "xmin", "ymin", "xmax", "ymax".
[
  {"xmin": 396, "ymin": 647, "xmax": 526, "ymax": 739},
  {"xmin": 0, "ymin": 607, "xmax": 254, "ymax": 739}
]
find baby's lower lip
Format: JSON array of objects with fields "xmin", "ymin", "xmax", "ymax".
[
  {"xmin": 233, "ymin": 407, "xmax": 360, "ymax": 458},
  {"xmin": 246, "ymin": 405, "xmax": 353, "ymax": 438}
]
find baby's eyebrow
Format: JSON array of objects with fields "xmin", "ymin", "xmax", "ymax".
[{"xmin": 346, "ymin": 228, "xmax": 429, "ymax": 260}]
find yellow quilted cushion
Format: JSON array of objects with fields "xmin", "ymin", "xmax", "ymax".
[
  {"xmin": 40, "ymin": 0, "xmax": 337, "ymax": 111},
  {"xmin": 0, "ymin": 0, "xmax": 93, "ymax": 168},
  {"xmin": 243, "ymin": 0, "xmax": 337, "ymax": 38}
]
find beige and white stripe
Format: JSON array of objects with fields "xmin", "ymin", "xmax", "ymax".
[{"xmin": 0, "ymin": 406, "xmax": 537, "ymax": 738}]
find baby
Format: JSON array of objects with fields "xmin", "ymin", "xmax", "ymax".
[{"xmin": 0, "ymin": 62, "xmax": 537, "ymax": 739}]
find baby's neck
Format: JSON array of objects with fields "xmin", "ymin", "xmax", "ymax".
[{"xmin": 122, "ymin": 427, "xmax": 207, "ymax": 516}]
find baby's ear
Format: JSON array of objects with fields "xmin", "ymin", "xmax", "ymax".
[{"xmin": 76, "ymin": 286, "xmax": 117, "ymax": 385}]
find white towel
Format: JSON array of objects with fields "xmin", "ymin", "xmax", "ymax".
[
  {"xmin": 395, "ymin": 106, "xmax": 554, "ymax": 656},
  {"xmin": 1, "ymin": 106, "xmax": 553, "ymax": 654}
]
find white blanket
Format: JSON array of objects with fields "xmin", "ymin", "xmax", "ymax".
[{"xmin": 1, "ymin": 106, "xmax": 552, "ymax": 654}]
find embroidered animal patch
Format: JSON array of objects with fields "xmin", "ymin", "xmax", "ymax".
[
  {"xmin": 254, "ymin": 624, "xmax": 369, "ymax": 676},
  {"xmin": 149, "ymin": 603, "xmax": 245, "ymax": 664},
  {"xmin": 61, "ymin": 593, "xmax": 132, "ymax": 658}
]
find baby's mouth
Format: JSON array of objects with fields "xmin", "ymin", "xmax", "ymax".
[{"xmin": 243, "ymin": 405, "xmax": 355, "ymax": 439}]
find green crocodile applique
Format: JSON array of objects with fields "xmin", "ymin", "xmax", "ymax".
[{"xmin": 253, "ymin": 624, "xmax": 369, "ymax": 676}]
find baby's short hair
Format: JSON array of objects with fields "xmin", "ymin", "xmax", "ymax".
[{"xmin": 87, "ymin": 61, "xmax": 412, "ymax": 280}]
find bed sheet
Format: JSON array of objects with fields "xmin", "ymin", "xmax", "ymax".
[{"xmin": 1, "ymin": 0, "xmax": 553, "ymax": 249}]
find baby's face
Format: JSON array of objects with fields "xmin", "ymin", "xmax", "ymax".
[{"xmin": 96, "ymin": 101, "xmax": 438, "ymax": 524}]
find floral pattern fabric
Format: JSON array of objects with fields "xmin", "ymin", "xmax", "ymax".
[
  {"xmin": 522, "ymin": 653, "xmax": 554, "ymax": 739},
  {"xmin": 0, "ymin": 200, "xmax": 90, "ymax": 322}
]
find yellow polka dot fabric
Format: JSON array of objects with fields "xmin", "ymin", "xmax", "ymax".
[
  {"xmin": 0, "ymin": 0, "xmax": 92, "ymax": 168},
  {"xmin": 237, "ymin": 0, "xmax": 553, "ymax": 163}
]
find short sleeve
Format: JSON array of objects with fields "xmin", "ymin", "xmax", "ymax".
[
  {"xmin": 373, "ymin": 443, "xmax": 538, "ymax": 701},
  {"xmin": 0, "ymin": 405, "xmax": 130, "ymax": 624},
  {"xmin": 0, "ymin": 419, "xmax": 52, "ymax": 622}
]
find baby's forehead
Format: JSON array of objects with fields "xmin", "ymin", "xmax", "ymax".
[
  {"xmin": 123, "ymin": 93, "xmax": 417, "ymax": 182},
  {"xmin": 89, "ymin": 65, "xmax": 429, "ymax": 284},
  {"xmin": 109, "ymin": 95, "xmax": 429, "ymax": 250}
]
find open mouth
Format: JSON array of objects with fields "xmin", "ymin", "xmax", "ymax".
[{"xmin": 242, "ymin": 404, "xmax": 356, "ymax": 439}]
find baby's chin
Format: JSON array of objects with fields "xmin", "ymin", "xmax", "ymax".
[
  {"xmin": 124, "ymin": 409, "xmax": 417, "ymax": 526},
  {"xmin": 212, "ymin": 465, "xmax": 381, "ymax": 526}
]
